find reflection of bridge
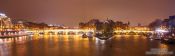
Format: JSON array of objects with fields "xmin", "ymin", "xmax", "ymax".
[{"xmin": 26, "ymin": 29, "xmax": 154, "ymax": 35}]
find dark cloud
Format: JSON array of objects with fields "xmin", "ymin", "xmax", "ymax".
[{"xmin": 0, "ymin": 0, "xmax": 175, "ymax": 26}]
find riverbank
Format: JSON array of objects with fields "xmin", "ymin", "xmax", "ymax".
[{"xmin": 0, "ymin": 34, "xmax": 28, "ymax": 38}]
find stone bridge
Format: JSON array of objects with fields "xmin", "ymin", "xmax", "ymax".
[{"xmin": 26, "ymin": 29, "xmax": 154, "ymax": 35}]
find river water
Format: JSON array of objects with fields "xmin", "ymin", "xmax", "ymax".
[{"xmin": 0, "ymin": 35, "xmax": 174, "ymax": 56}]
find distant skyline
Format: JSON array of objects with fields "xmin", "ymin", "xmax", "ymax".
[{"xmin": 0, "ymin": 0, "xmax": 175, "ymax": 26}]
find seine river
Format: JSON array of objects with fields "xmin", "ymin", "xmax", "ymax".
[{"xmin": 0, "ymin": 35, "xmax": 174, "ymax": 56}]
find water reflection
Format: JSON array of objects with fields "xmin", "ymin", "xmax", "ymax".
[{"xmin": 0, "ymin": 35, "xmax": 174, "ymax": 56}]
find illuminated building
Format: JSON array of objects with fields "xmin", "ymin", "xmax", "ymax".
[{"xmin": 0, "ymin": 13, "xmax": 13, "ymax": 31}]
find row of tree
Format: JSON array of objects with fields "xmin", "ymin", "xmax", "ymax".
[
  {"xmin": 79, "ymin": 19, "xmax": 130, "ymax": 30},
  {"xmin": 13, "ymin": 19, "xmax": 64, "ymax": 30}
]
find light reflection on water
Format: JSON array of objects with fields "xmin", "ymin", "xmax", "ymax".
[{"xmin": 0, "ymin": 35, "xmax": 174, "ymax": 56}]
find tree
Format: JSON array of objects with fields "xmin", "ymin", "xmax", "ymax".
[{"xmin": 148, "ymin": 19, "xmax": 163, "ymax": 30}]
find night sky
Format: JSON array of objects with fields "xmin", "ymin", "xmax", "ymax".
[{"xmin": 0, "ymin": 0, "xmax": 175, "ymax": 26}]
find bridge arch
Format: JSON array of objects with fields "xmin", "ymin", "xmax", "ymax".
[{"xmin": 67, "ymin": 31, "xmax": 76, "ymax": 35}]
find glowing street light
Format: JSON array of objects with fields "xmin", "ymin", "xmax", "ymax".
[
  {"xmin": 0, "ymin": 13, "xmax": 6, "ymax": 16},
  {"xmin": 155, "ymin": 28, "xmax": 168, "ymax": 33},
  {"xmin": 0, "ymin": 13, "xmax": 7, "ymax": 18}
]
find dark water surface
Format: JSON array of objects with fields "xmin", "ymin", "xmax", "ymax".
[{"xmin": 0, "ymin": 35, "xmax": 175, "ymax": 56}]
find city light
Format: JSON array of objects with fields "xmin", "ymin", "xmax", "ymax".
[
  {"xmin": 155, "ymin": 28, "xmax": 168, "ymax": 33},
  {"xmin": 0, "ymin": 13, "xmax": 7, "ymax": 17},
  {"xmin": 0, "ymin": 0, "xmax": 175, "ymax": 56}
]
